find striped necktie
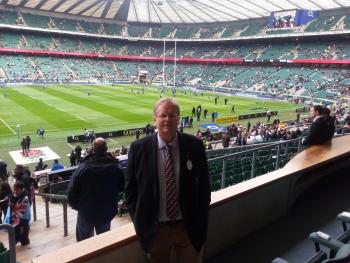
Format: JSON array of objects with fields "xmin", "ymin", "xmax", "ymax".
[{"xmin": 165, "ymin": 144, "xmax": 179, "ymax": 220}]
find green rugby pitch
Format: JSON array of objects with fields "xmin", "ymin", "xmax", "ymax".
[{"xmin": 0, "ymin": 84, "xmax": 300, "ymax": 169}]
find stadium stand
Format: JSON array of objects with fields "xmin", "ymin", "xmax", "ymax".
[{"xmin": 0, "ymin": 2, "xmax": 350, "ymax": 261}]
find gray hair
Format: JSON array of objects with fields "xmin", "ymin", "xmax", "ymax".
[{"xmin": 153, "ymin": 97, "xmax": 180, "ymax": 117}]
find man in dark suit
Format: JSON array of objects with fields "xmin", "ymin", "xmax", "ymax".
[
  {"xmin": 302, "ymin": 105, "xmax": 330, "ymax": 146},
  {"xmin": 125, "ymin": 98, "xmax": 211, "ymax": 263}
]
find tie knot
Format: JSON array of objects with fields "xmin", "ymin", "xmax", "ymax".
[{"xmin": 165, "ymin": 144, "xmax": 173, "ymax": 157}]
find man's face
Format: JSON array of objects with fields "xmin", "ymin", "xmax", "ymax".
[
  {"xmin": 310, "ymin": 107, "xmax": 318, "ymax": 118},
  {"xmin": 14, "ymin": 166, "xmax": 23, "ymax": 177},
  {"xmin": 154, "ymin": 102, "xmax": 180, "ymax": 142}
]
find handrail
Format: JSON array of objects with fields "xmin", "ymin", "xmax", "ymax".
[
  {"xmin": 0, "ymin": 224, "xmax": 16, "ymax": 263},
  {"xmin": 209, "ymin": 128, "xmax": 350, "ymax": 162},
  {"xmin": 208, "ymin": 137, "xmax": 304, "ymax": 162},
  {"xmin": 32, "ymin": 192, "xmax": 69, "ymax": 237},
  {"xmin": 208, "ymin": 129, "xmax": 350, "ymax": 191}
]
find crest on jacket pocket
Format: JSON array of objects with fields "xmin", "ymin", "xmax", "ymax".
[{"xmin": 186, "ymin": 160, "xmax": 193, "ymax": 170}]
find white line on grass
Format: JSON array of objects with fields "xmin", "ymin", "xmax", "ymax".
[
  {"xmin": 108, "ymin": 138, "xmax": 118, "ymax": 144},
  {"xmin": 76, "ymin": 116, "xmax": 89, "ymax": 122},
  {"xmin": 0, "ymin": 118, "xmax": 16, "ymax": 135},
  {"xmin": 67, "ymin": 143, "xmax": 75, "ymax": 149},
  {"xmin": 0, "ymin": 120, "xmax": 146, "ymax": 137}
]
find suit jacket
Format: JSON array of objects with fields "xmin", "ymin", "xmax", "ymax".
[
  {"xmin": 125, "ymin": 132, "xmax": 211, "ymax": 253},
  {"xmin": 303, "ymin": 116, "xmax": 330, "ymax": 146}
]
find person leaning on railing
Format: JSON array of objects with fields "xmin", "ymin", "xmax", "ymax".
[{"xmin": 302, "ymin": 105, "xmax": 335, "ymax": 146}]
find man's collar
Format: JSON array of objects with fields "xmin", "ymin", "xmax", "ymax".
[
  {"xmin": 157, "ymin": 133, "xmax": 178, "ymax": 149},
  {"xmin": 313, "ymin": 115, "xmax": 322, "ymax": 122}
]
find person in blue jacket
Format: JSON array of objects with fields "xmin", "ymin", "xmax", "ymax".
[{"xmin": 67, "ymin": 138, "xmax": 124, "ymax": 241}]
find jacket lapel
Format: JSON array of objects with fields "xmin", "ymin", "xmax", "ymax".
[
  {"xmin": 150, "ymin": 134, "xmax": 159, "ymax": 206},
  {"xmin": 177, "ymin": 133, "xmax": 187, "ymax": 195}
]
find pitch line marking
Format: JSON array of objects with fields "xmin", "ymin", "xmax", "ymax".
[
  {"xmin": 108, "ymin": 138, "xmax": 118, "ymax": 144},
  {"xmin": 76, "ymin": 116, "xmax": 88, "ymax": 122},
  {"xmin": 0, "ymin": 118, "xmax": 16, "ymax": 135},
  {"xmin": 67, "ymin": 143, "xmax": 75, "ymax": 149}
]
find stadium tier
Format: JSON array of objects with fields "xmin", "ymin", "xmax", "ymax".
[{"xmin": 0, "ymin": 10, "xmax": 349, "ymax": 39}]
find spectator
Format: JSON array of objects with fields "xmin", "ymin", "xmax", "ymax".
[
  {"xmin": 69, "ymin": 150, "xmax": 77, "ymax": 167},
  {"xmin": 21, "ymin": 138, "xmax": 28, "ymax": 156},
  {"xmin": 13, "ymin": 165, "xmax": 37, "ymax": 205},
  {"xmin": 26, "ymin": 136, "xmax": 31, "ymax": 152},
  {"xmin": 4, "ymin": 181, "xmax": 31, "ymax": 246},
  {"xmin": 0, "ymin": 179, "xmax": 12, "ymax": 223},
  {"xmin": 189, "ymin": 116, "xmax": 193, "ymax": 127},
  {"xmin": 203, "ymin": 108, "xmax": 208, "ymax": 119},
  {"xmin": 135, "ymin": 129, "xmax": 141, "ymax": 140},
  {"xmin": 120, "ymin": 146, "xmax": 128, "ymax": 155},
  {"xmin": 302, "ymin": 105, "xmax": 329, "ymax": 146},
  {"xmin": 0, "ymin": 160, "xmax": 7, "ymax": 181},
  {"xmin": 266, "ymin": 109, "xmax": 272, "ymax": 122},
  {"xmin": 75, "ymin": 145, "xmax": 82, "ymax": 164},
  {"xmin": 35, "ymin": 158, "xmax": 48, "ymax": 171},
  {"xmin": 196, "ymin": 108, "xmax": 201, "ymax": 122},
  {"xmin": 323, "ymin": 107, "xmax": 336, "ymax": 140},
  {"xmin": 191, "ymin": 106, "xmax": 196, "ymax": 117},
  {"xmin": 222, "ymin": 132, "xmax": 230, "ymax": 148},
  {"xmin": 51, "ymin": 159, "xmax": 64, "ymax": 171},
  {"xmin": 37, "ymin": 128, "xmax": 45, "ymax": 138},
  {"xmin": 67, "ymin": 137, "xmax": 124, "ymax": 242}
]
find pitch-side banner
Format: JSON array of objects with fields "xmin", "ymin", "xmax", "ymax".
[{"xmin": 215, "ymin": 115, "xmax": 239, "ymax": 123}]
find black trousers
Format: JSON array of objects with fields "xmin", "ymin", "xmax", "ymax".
[{"xmin": 15, "ymin": 219, "xmax": 30, "ymax": 246}]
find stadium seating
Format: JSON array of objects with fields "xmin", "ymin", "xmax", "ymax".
[
  {"xmin": 0, "ymin": 10, "xmax": 18, "ymax": 25},
  {"xmin": 151, "ymin": 25, "xmax": 174, "ymax": 38},
  {"xmin": 24, "ymin": 34, "xmax": 52, "ymax": 50},
  {"xmin": 0, "ymin": 55, "xmax": 38, "ymax": 81},
  {"xmin": 240, "ymin": 23, "xmax": 265, "ymax": 36},
  {"xmin": 0, "ymin": 9, "xmax": 348, "ymax": 103},
  {"xmin": 79, "ymin": 21, "xmax": 101, "ymax": 34},
  {"xmin": 32, "ymin": 57, "xmax": 71, "ymax": 81},
  {"xmin": 305, "ymin": 15, "xmax": 343, "ymax": 32},
  {"xmin": 221, "ymin": 23, "xmax": 246, "ymax": 38},
  {"xmin": 51, "ymin": 17, "xmax": 77, "ymax": 32},
  {"xmin": 208, "ymin": 140, "xmax": 300, "ymax": 191},
  {"xmin": 127, "ymin": 24, "xmax": 150, "ymax": 37},
  {"xmin": 0, "ymin": 32, "xmax": 20, "ymax": 48},
  {"xmin": 22, "ymin": 13, "xmax": 50, "ymax": 29},
  {"xmin": 103, "ymin": 23, "xmax": 125, "ymax": 36},
  {"xmin": 175, "ymin": 25, "xmax": 199, "ymax": 39}
]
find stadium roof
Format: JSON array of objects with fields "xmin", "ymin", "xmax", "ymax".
[{"xmin": 2, "ymin": 0, "xmax": 350, "ymax": 23}]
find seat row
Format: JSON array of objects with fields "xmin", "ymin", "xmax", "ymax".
[{"xmin": 272, "ymin": 211, "xmax": 350, "ymax": 263}]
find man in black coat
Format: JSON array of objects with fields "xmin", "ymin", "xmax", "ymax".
[
  {"xmin": 302, "ymin": 105, "xmax": 330, "ymax": 146},
  {"xmin": 125, "ymin": 98, "xmax": 211, "ymax": 263},
  {"xmin": 67, "ymin": 138, "xmax": 124, "ymax": 242}
]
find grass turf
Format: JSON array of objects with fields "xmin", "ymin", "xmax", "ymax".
[{"xmin": 0, "ymin": 84, "xmax": 300, "ymax": 170}]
